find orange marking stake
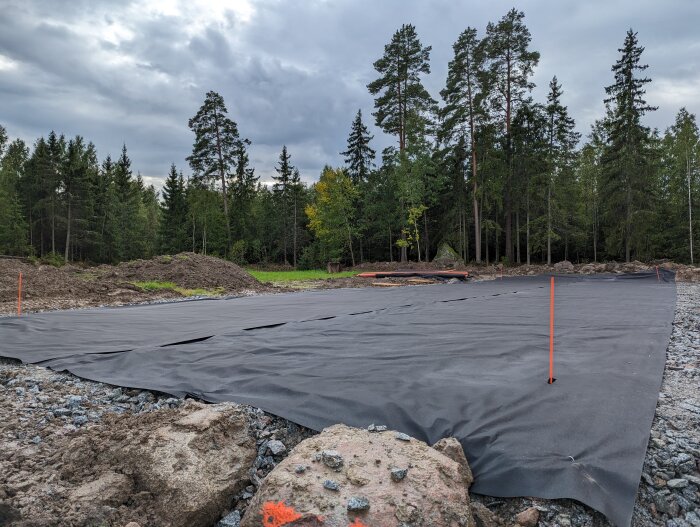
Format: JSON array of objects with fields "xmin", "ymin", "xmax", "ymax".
[
  {"xmin": 17, "ymin": 272, "xmax": 22, "ymax": 317},
  {"xmin": 548, "ymin": 276, "xmax": 555, "ymax": 384}
]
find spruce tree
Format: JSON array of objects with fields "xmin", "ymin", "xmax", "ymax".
[
  {"xmin": 187, "ymin": 91, "xmax": 249, "ymax": 249},
  {"xmin": 0, "ymin": 138, "xmax": 29, "ymax": 255},
  {"xmin": 230, "ymin": 149, "xmax": 259, "ymax": 245},
  {"xmin": 601, "ymin": 29, "xmax": 657, "ymax": 261},
  {"xmin": 544, "ymin": 76, "xmax": 579, "ymax": 264},
  {"xmin": 341, "ymin": 110, "xmax": 376, "ymax": 184},
  {"xmin": 273, "ymin": 145, "xmax": 294, "ymax": 264},
  {"xmin": 160, "ymin": 164, "xmax": 189, "ymax": 254}
]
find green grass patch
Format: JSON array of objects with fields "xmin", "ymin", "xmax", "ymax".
[
  {"xmin": 132, "ymin": 280, "xmax": 177, "ymax": 291},
  {"xmin": 247, "ymin": 269, "xmax": 359, "ymax": 282},
  {"xmin": 131, "ymin": 281, "xmax": 224, "ymax": 297}
]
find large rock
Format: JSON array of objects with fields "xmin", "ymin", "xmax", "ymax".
[
  {"xmin": 553, "ymin": 260, "xmax": 574, "ymax": 272},
  {"xmin": 433, "ymin": 242, "xmax": 462, "ymax": 266},
  {"xmin": 241, "ymin": 424, "xmax": 475, "ymax": 527},
  {"xmin": 45, "ymin": 401, "xmax": 255, "ymax": 527}
]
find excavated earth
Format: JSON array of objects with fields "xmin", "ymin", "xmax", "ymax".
[
  {"xmin": 0, "ymin": 253, "xmax": 275, "ymax": 314},
  {"xmin": 0, "ymin": 258, "xmax": 699, "ymax": 527}
]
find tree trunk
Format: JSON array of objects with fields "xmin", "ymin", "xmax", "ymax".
[
  {"xmin": 423, "ymin": 211, "xmax": 429, "ymax": 262},
  {"xmin": 516, "ymin": 210, "xmax": 521, "ymax": 264},
  {"xmin": 51, "ymin": 194, "xmax": 55, "ymax": 254},
  {"xmin": 293, "ymin": 197, "xmax": 298, "ymax": 268},
  {"xmin": 64, "ymin": 197, "xmax": 71, "ymax": 263},
  {"xmin": 346, "ymin": 222, "xmax": 356, "ymax": 267},
  {"xmin": 388, "ymin": 227, "xmax": 393, "ymax": 262},
  {"xmin": 213, "ymin": 110, "xmax": 232, "ymax": 250},
  {"xmin": 526, "ymin": 203, "xmax": 531, "ymax": 266}
]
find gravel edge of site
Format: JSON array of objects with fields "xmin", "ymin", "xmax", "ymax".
[{"xmin": 0, "ymin": 268, "xmax": 698, "ymax": 527}]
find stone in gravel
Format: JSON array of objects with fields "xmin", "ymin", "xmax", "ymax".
[
  {"xmin": 266, "ymin": 439, "xmax": 286, "ymax": 456},
  {"xmin": 367, "ymin": 423, "xmax": 387, "ymax": 432},
  {"xmin": 556, "ymin": 514, "xmax": 572, "ymax": 527},
  {"xmin": 668, "ymin": 478, "xmax": 689, "ymax": 489},
  {"xmin": 686, "ymin": 511, "xmax": 700, "ymax": 527},
  {"xmin": 73, "ymin": 415, "xmax": 88, "ymax": 426},
  {"xmin": 395, "ymin": 432, "xmax": 411, "ymax": 441},
  {"xmin": 390, "ymin": 467, "xmax": 408, "ymax": 482},
  {"xmin": 294, "ymin": 464, "xmax": 306, "ymax": 474},
  {"xmin": 347, "ymin": 496, "xmax": 370, "ymax": 511},
  {"xmin": 124, "ymin": 523, "xmax": 141, "ymax": 527},
  {"xmin": 321, "ymin": 449, "xmax": 344, "ymax": 469},
  {"xmin": 31, "ymin": 435, "xmax": 41, "ymax": 444},
  {"xmin": 216, "ymin": 510, "xmax": 241, "ymax": 527},
  {"xmin": 53, "ymin": 407, "xmax": 71, "ymax": 417},
  {"xmin": 15, "ymin": 387, "xmax": 25, "ymax": 396},
  {"xmin": 515, "ymin": 506, "xmax": 540, "ymax": 527},
  {"xmin": 323, "ymin": 479, "xmax": 340, "ymax": 491},
  {"xmin": 66, "ymin": 395, "xmax": 83, "ymax": 408}
]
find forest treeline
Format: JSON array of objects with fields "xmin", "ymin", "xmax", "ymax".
[{"xmin": 0, "ymin": 9, "xmax": 698, "ymax": 266}]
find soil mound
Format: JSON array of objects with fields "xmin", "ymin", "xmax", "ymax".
[
  {"xmin": 98, "ymin": 252, "xmax": 264, "ymax": 292},
  {"xmin": 0, "ymin": 253, "xmax": 270, "ymax": 315}
]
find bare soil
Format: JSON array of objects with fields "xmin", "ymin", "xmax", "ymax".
[{"xmin": 0, "ymin": 253, "xmax": 275, "ymax": 315}]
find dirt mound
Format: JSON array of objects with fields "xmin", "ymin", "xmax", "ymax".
[
  {"xmin": 0, "ymin": 257, "xmax": 147, "ymax": 314},
  {"xmin": 0, "ymin": 253, "xmax": 272, "ymax": 315},
  {"xmin": 97, "ymin": 253, "xmax": 264, "ymax": 292}
]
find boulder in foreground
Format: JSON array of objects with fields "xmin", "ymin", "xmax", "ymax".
[{"xmin": 241, "ymin": 424, "xmax": 475, "ymax": 527}]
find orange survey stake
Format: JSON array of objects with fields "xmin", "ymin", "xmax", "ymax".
[
  {"xmin": 549, "ymin": 276, "xmax": 554, "ymax": 384},
  {"xmin": 17, "ymin": 272, "xmax": 22, "ymax": 317}
]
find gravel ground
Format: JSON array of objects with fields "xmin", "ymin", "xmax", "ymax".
[{"xmin": 1, "ymin": 281, "xmax": 698, "ymax": 527}]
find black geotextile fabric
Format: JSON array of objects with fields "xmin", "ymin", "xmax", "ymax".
[{"xmin": 0, "ymin": 271, "xmax": 676, "ymax": 526}]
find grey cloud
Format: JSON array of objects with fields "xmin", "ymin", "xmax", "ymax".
[{"xmin": 0, "ymin": 0, "xmax": 698, "ymax": 189}]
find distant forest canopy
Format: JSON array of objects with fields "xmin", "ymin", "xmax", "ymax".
[{"xmin": 0, "ymin": 9, "xmax": 698, "ymax": 267}]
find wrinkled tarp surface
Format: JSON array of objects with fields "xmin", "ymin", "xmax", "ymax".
[{"xmin": 0, "ymin": 272, "xmax": 676, "ymax": 526}]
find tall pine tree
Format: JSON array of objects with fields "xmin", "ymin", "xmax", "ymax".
[{"xmin": 187, "ymin": 91, "xmax": 249, "ymax": 250}]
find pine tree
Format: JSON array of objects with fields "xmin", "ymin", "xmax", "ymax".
[
  {"xmin": 601, "ymin": 29, "xmax": 657, "ymax": 261},
  {"xmin": 440, "ymin": 27, "xmax": 486, "ymax": 262},
  {"xmin": 341, "ymin": 110, "xmax": 376, "ymax": 184},
  {"xmin": 187, "ymin": 91, "xmax": 249, "ymax": 249},
  {"xmin": 482, "ymin": 9, "xmax": 540, "ymax": 263},
  {"xmin": 367, "ymin": 24, "xmax": 435, "ymax": 153}
]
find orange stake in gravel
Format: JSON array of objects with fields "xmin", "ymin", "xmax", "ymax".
[
  {"xmin": 548, "ymin": 276, "xmax": 555, "ymax": 384},
  {"xmin": 17, "ymin": 272, "xmax": 22, "ymax": 317}
]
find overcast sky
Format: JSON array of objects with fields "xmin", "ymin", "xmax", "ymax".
[{"xmin": 1, "ymin": 0, "xmax": 698, "ymax": 189}]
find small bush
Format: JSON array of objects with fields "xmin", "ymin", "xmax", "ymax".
[{"xmin": 39, "ymin": 252, "xmax": 66, "ymax": 267}]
